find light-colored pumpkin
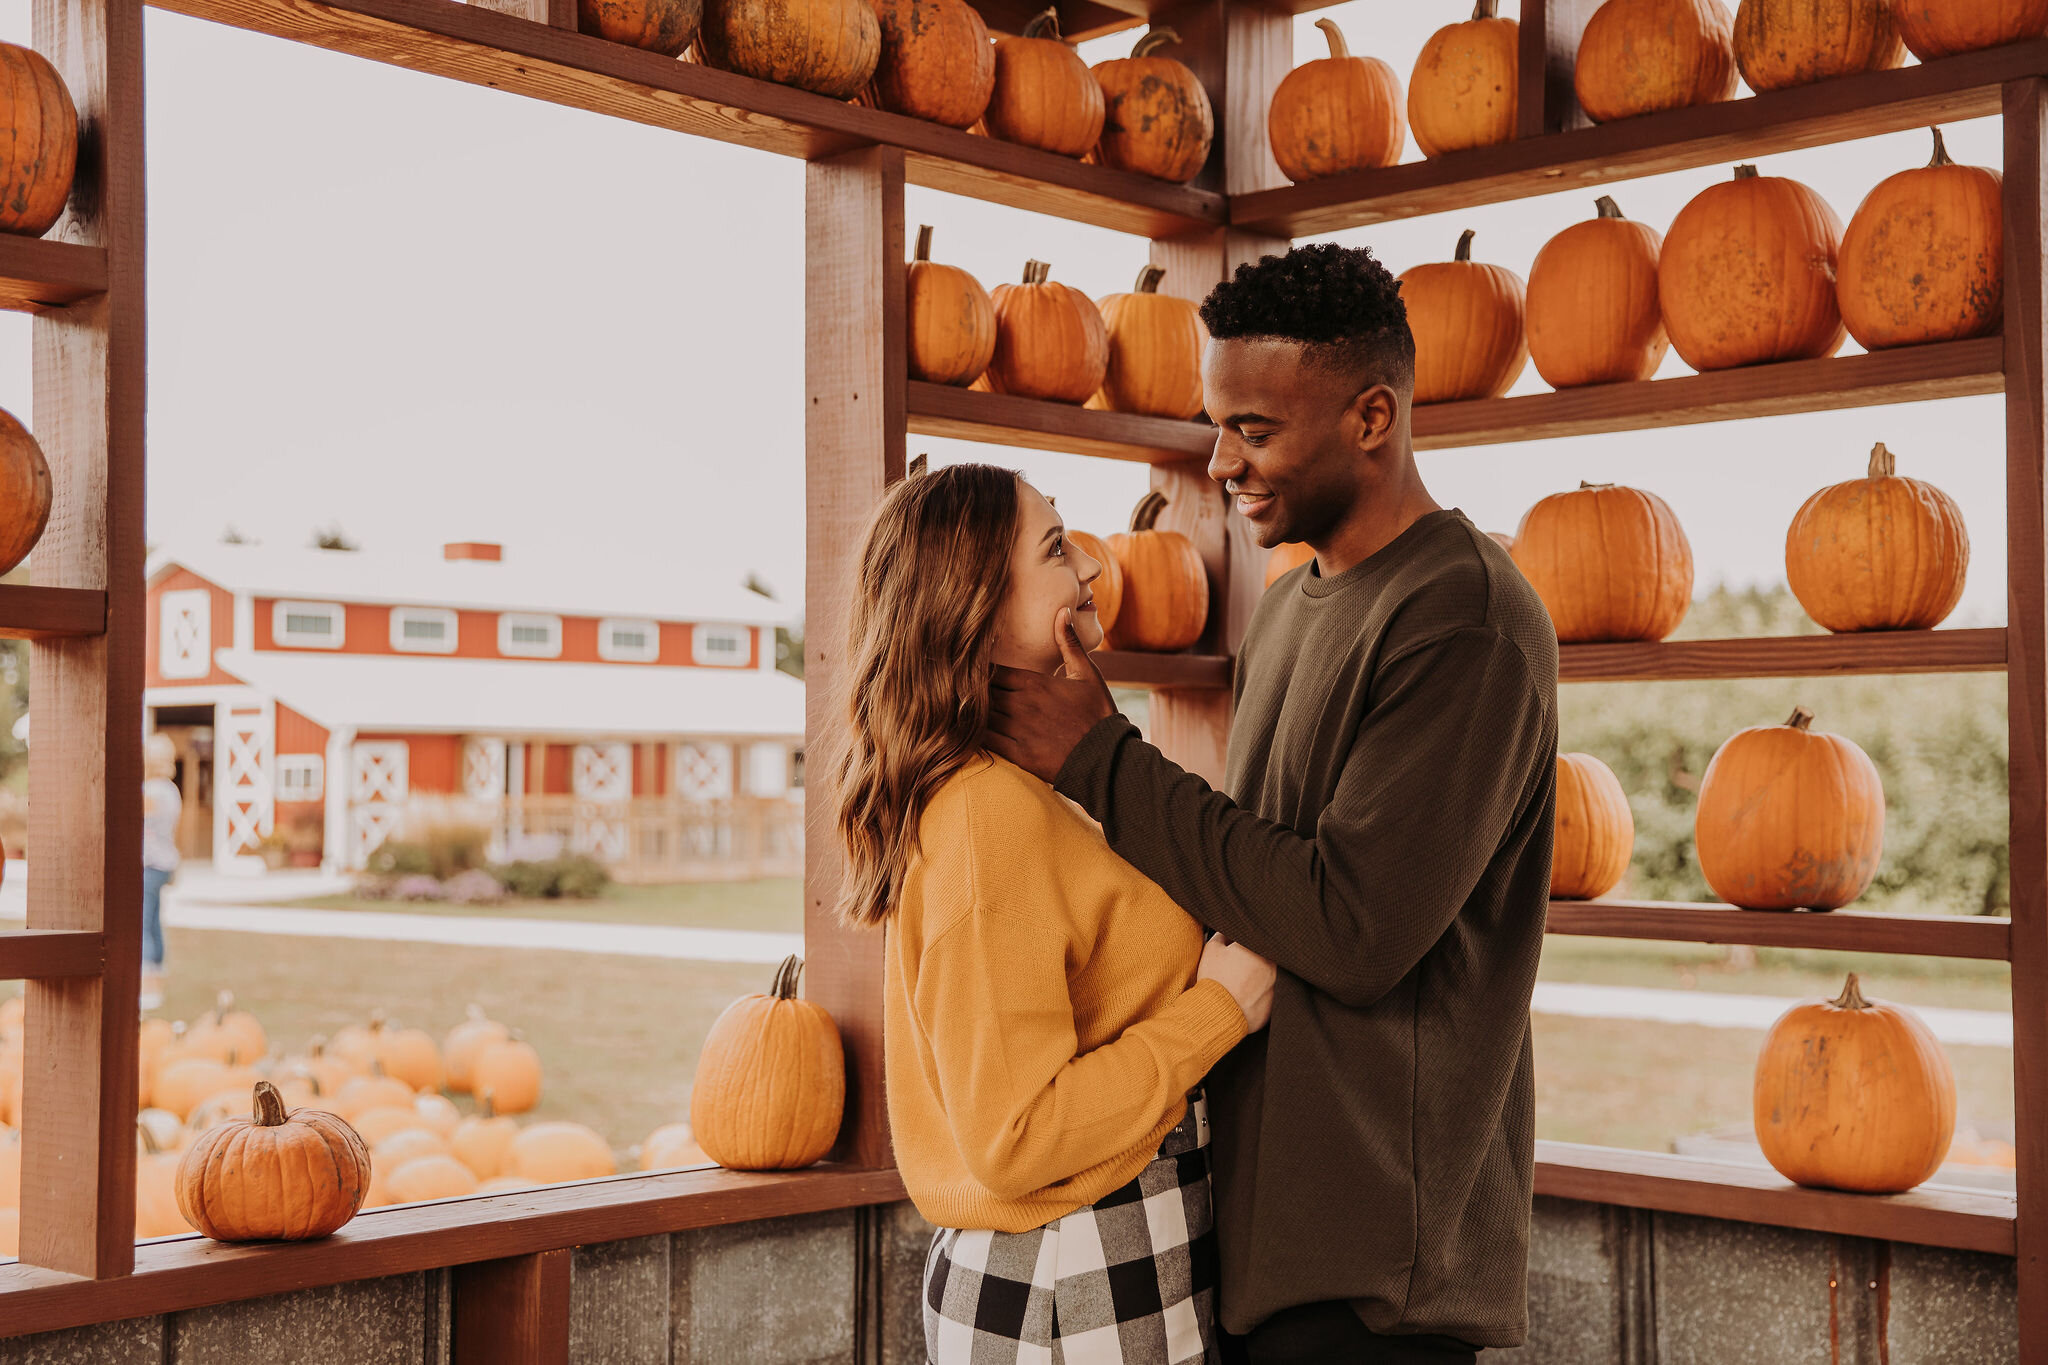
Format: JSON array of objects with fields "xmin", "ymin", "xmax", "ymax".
[
  {"xmin": 471, "ymin": 1039, "xmax": 544, "ymax": 1115},
  {"xmin": 1754, "ymin": 974, "xmax": 1955, "ymax": 1192},
  {"xmin": 1574, "ymin": 0, "xmax": 1738, "ymax": 123},
  {"xmin": 508, "ymin": 1122, "xmax": 618, "ymax": 1184},
  {"xmin": 1095, "ymin": 264, "xmax": 1205, "ymax": 420},
  {"xmin": 135, "ymin": 1123, "xmax": 191, "ymax": 1239},
  {"xmin": 1092, "ymin": 28, "xmax": 1213, "ymax": 183},
  {"xmin": 451, "ymin": 1095, "xmax": 522, "ymax": 1181},
  {"xmin": 1408, "ymin": 0, "xmax": 1518, "ymax": 158},
  {"xmin": 1264, "ymin": 542, "xmax": 1316, "ymax": 588},
  {"xmin": 1398, "ymin": 228, "xmax": 1527, "ymax": 404},
  {"xmin": 351, "ymin": 1105, "xmax": 433, "ymax": 1149},
  {"xmin": 986, "ymin": 260, "xmax": 1108, "ymax": 405},
  {"xmin": 641, "ymin": 1121, "xmax": 711, "ymax": 1170},
  {"xmin": 691, "ymin": 955, "xmax": 845, "ymax": 1171},
  {"xmin": 175, "ymin": 1082, "xmax": 371, "ymax": 1241},
  {"xmin": 985, "ymin": 9, "xmax": 1104, "ymax": 159},
  {"xmin": 1511, "ymin": 483, "xmax": 1694, "ymax": 643},
  {"xmin": 1733, "ymin": 0, "xmax": 1904, "ymax": 91},
  {"xmin": 1659, "ymin": 165, "xmax": 1845, "ymax": 372},
  {"xmin": 1837, "ymin": 128, "xmax": 2004, "ymax": 351},
  {"xmin": 1695, "ymin": 707, "xmax": 1885, "ymax": 911},
  {"xmin": 1552, "ymin": 753, "xmax": 1634, "ymax": 901},
  {"xmin": 369, "ymin": 1016, "xmax": 444, "ymax": 1094},
  {"xmin": 412, "ymin": 1092, "xmax": 463, "ymax": 1139},
  {"xmin": 156, "ymin": 1057, "xmax": 264, "ymax": 1122},
  {"xmin": 442, "ymin": 1006, "xmax": 511, "ymax": 1097},
  {"xmin": 333, "ymin": 1072, "xmax": 416, "ymax": 1123},
  {"xmin": 1268, "ymin": 19, "xmax": 1405, "ymax": 182},
  {"xmin": 1526, "ymin": 196, "xmax": 1669, "ymax": 389},
  {"xmin": 1785, "ymin": 442, "xmax": 1969, "ymax": 632},
  {"xmin": 372, "ymin": 1126, "xmax": 452, "ymax": 1171},
  {"xmin": 907, "ymin": 225, "xmax": 996, "ymax": 389},
  {"xmin": 869, "ymin": 0, "xmax": 992, "ymax": 128},
  {"xmin": 1105, "ymin": 491, "xmax": 1210, "ymax": 652},
  {"xmin": 0, "ymin": 1127, "xmax": 18, "ymax": 1206},
  {"xmin": 384, "ymin": 1154, "xmax": 481, "ymax": 1205}
]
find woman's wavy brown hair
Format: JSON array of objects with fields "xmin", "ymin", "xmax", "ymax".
[{"xmin": 832, "ymin": 462, "xmax": 1022, "ymax": 927}]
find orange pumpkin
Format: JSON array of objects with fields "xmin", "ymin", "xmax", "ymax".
[
  {"xmin": 1733, "ymin": 0, "xmax": 1903, "ymax": 91},
  {"xmin": 138, "ymin": 1017, "xmax": 175, "ymax": 1109},
  {"xmin": 987, "ymin": 260, "xmax": 1109, "ymax": 405},
  {"xmin": 350, "ymin": 1105, "xmax": 431, "ymax": 1149},
  {"xmin": 0, "ymin": 1126, "xmax": 19, "ymax": 1206},
  {"xmin": 1512, "ymin": 483, "xmax": 1694, "ymax": 643},
  {"xmin": 691, "ymin": 955, "xmax": 845, "ymax": 1171},
  {"xmin": 1067, "ymin": 529, "xmax": 1123, "ymax": 634},
  {"xmin": 1553, "ymin": 753, "xmax": 1634, "ymax": 901},
  {"xmin": 442, "ymin": 1005, "xmax": 511, "ymax": 1097},
  {"xmin": 184, "ymin": 990, "xmax": 267, "ymax": 1066},
  {"xmin": 288, "ymin": 1037, "xmax": 364, "ymax": 1099},
  {"xmin": 1105, "ymin": 492, "xmax": 1210, "ymax": 652},
  {"xmin": 412, "ymin": 1092, "xmax": 463, "ymax": 1139},
  {"xmin": 907, "ymin": 225, "xmax": 996, "ymax": 388},
  {"xmin": 1095, "ymin": 265, "xmax": 1205, "ymax": 420},
  {"xmin": 471, "ymin": 1039, "xmax": 544, "ymax": 1115},
  {"xmin": 0, "ymin": 410, "xmax": 53, "ymax": 578},
  {"xmin": 136, "ymin": 1123, "xmax": 192, "ymax": 1239},
  {"xmin": 695, "ymin": 0, "xmax": 878, "ymax": 99},
  {"xmin": 509, "ymin": 1121, "xmax": 618, "ymax": 1184},
  {"xmin": 1408, "ymin": 0, "xmax": 1518, "ymax": 158},
  {"xmin": 333, "ymin": 1072, "xmax": 415, "ymax": 1122},
  {"xmin": 1838, "ymin": 128, "xmax": 2003, "ymax": 352},
  {"xmin": 641, "ymin": 1121, "xmax": 710, "ymax": 1170},
  {"xmin": 1526, "ymin": 196, "xmax": 1669, "ymax": 389},
  {"xmin": 1265, "ymin": 542, "xmax": 1316, "ymax": 588},
  {"xmin": 1785, "ymin": 442, "xmax": 1969, "ymax": 632},
  {"xmin": 325, "ymin": 1020, "xmax": 380, "ymax": 1073},
  {"xmin": 1092, "ymin": 29, "xmax": 1213, "ymax": 184},
  {"xmin": 156, "ymin": 1056, "xmax": 264, "ymax": 1122},
  {"xmin": 0, "ymin": 44, "xmax": 77, "ymax": 238},
  {"xmin": 985, "ymin": 9, "xmax": 1104, "ymax": 159},
  {"xmin": 175, "ymin": 1082, "xmax": 371, "ymax": 1241},
  {"xmin": 1574, "ymin": 0, "xmax": 1738, "ymax": 124},
  {"xmin": 451, "ymin": 1096, "xmax": 522, "ymax": 1180},
  {"xmin": 869, "ymin": 0, "xmax": 991, "ymax": 128},
  {"xmin": 578, "ymin": 0, "xmax": 699, "ymax": 55},
  {"xmin": 372, "ymin": 1127, "xmax": 451, "ymax": 1171},
  {"xmin": 1754, "ymin": 974, "xmax": 1955, "ymax": 1193},
  {"xmin": 369, "ymin": 1016, "xmax": 444, "ymax": 1093},
  {"xmin": 384, "ymin": 1154, "xmax": 480, "ymax": 1205},
  {"xmin": 1398, "ymin": 229, "xmax": 1527, "ymax": 405},
  {"xmin": 1268, "ymin": 20, "xmax": 1405, "ymax": 183},
  {"xmin": 1893, "ymin": 0, "xmax": 2048, "ymax": 59},
  {"xmin": 1695, "ymin": 706, "xmax": 1885, "ymax": 911},
  {"xmin": 1659, "ymin": 165, "xmax": 1845, "ymax": 372}
]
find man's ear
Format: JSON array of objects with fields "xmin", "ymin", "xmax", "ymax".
[{"xmin": 1350, "ymin": 384, "xmax": 1399, "ymax": 454}]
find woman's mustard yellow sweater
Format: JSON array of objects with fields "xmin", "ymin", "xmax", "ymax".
[{"xmin": 883, "ymin": 754, "xmax": 1248, "ymax": 1233}]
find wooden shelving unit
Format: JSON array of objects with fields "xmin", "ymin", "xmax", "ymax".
[
  {"xmin": 1093, "ymin": 649, "xmax": 1231, "ymax": 688},
  {"xmin": 1546, "ymin": 899, "xmax": 2013, "ymax": 960},
  {"xmin": 1558, "ymin": 629, "xmax": 2008, "ymax": 682},
  {"xmin": 907, "ymin": 382, "xmax": 1214, "ymax": 465},
  {"xmin": 0, "ymin": 236, "xmax": 108, "ymax": 313},
  {"xmin": 0, "ymin": 585, "xmax": 108, "ymax": 640}
]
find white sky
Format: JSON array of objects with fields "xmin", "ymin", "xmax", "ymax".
[{"xmin": 0, "ymin": 0, "xmax": 2014, "ymax": 625}]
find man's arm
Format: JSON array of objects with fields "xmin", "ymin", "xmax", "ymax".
[{"xmin": 1054, "ymin": 627, "xmax": 1552, "ymax": 1008}]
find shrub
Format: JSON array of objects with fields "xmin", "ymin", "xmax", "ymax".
[
  {"xmin": 391, "ymin": 874, "xmax": 447, "ymax": 902},
  {"xmin": 352, "ymin": 875, "xmax": 397, "ymax": 901},
  {"xmin": 366, "ymin": 822, "xmax": 491, "ymax": 880},
  {"xmin": 443, "ymin": 868, "xmax": 506, "ymax": 904},
  {"xmin": 489, "ymin": 855, "xmax": 611, "ymax": 900}
]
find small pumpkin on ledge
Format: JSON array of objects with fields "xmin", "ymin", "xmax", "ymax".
[
  {"xmin": 1268, "ymin": 19, "xmax": 1405, "ymax": 183},
  {"xmin": 175, "ymin": 1081, "xmax": 371, "ymax": 1241},
  {"xmin": 692, "ymin": 955, "xmax": 845, "ymax": 1170}
]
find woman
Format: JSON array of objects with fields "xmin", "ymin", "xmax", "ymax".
[
  {"xmin": 141, "ymin": 732, "xmax": 182, "ymax": 1010},
  {"xmin": 833, "ymin": 463, "xmax": 1275, "ymax": 1365}
]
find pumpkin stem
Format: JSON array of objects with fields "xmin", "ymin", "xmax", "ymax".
[
  {"xmin": 1134, "ymin": 264, "xmax": 1166, "ymax": 294},
  {"xmin": 1578, "ymin": 481, "xmax": 1614, "ymax": 491},
  {"xmin": 1130, "ymin": 489, "xmax": 1169, "ymax": 533},
  {"xmin": 1929, "ymin": 126, "xmax": 1953, "ymax": 168},
  {"xmin": 213, "ymin": 989, "xmax": 234, "ymax": 1022},
  {"xmin": 1023, "ymin": 259, "xmax": 1050, "ymax": 285},
  {"xmin": 1022, "ymin": 7, "xmax": 1061, "ymax": 40},
  {"xmin": 914, "ymin": 224, "xmax": 934, "ymax": 263},
  {"xmin": 1734, "ymin": 164, "xmax": 1760, "ymax": 180},
  {"xmin": 1132, "ymin": 26, "xmax": 1179, "ymax": 58},
  {"xmin": 1470, "ymin": 0, "xmax": 1498, "ymax": 17},
  {"xmin": 1831, "ymin": 973, "xmax": 1870, "ymax": 1010},
  {"xmin": 252, "ymin": 1080, "xmax": 288, "ymax": 1127},
  {"xmin": 308, "ymin": 1034, "xmax": 327, "ymax": 1058},
  {"xmin": 369, "ymin": 1010, "xmax": 388, "ymax": 1035},
  {"xmin": 1869, "ymin": 442, "xmax": 1896, "ymax": 478},
  {"xmin": 1454, "ymin": 228, "xmax": 1476, "ymax": 263},
  {"xmin": 1314, "ymin": 17, "xmax": 1349, "ymax": 60},
  {"xmin": 137, "ymin": 1119, "xmax": 162, "ymax": 1157},
  {"xmin": 770, "ymin": 954, "xmax": 806, "ymax": 1000},
  {"xmin": 1594, "ymin": 195, "xmax": 1625, "ymax": 220},
  {"xmin": 1786, "ymin": 706, "xmax": 1815, "ymax": 731},
  {"xmin": 480, "ymin": 1089, "xmax": 498, "ymax": 1119}
]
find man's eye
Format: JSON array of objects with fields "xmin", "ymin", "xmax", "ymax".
[{"xmin": 1242, "ymin": 431, "xmax": 1271, "ymax": 446}]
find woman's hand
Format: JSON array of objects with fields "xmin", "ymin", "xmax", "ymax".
[{"xmin": 1198, "ymin": 933, "xmax": 1276, "ymax": 1032}]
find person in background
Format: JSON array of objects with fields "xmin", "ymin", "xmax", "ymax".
[{"xmin": 141, "ymin": 733, "xmax": 181, "ymax": 1011}]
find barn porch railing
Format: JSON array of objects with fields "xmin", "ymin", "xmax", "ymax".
[{"xmin": 385, "ymin": 793, "xmax": 806, "ymax": 883}]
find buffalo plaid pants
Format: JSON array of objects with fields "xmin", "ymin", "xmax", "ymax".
[{"xmin": 923, "ymin": 1093, "xmax": 1218, "ymax": 1365}]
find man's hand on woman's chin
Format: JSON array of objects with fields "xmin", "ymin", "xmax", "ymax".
[{"xmin": 987, "ymin": 608, "xmax": 1117, "ymax": 783}]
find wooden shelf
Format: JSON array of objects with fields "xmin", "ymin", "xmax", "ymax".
[
  {"xmin": 1559, "ymin": 628, "xmax": 2007, "ymax": 683},
  {"xmin": 0, "ymin": 930, "xmax": 105, "ymax": 980},
  {"xmin": 0, "ymin": 586, "xmax": 108, "ymax": 640},
  {"xmin": 151, "ymin": 0, "xmax": 1223, "ymax": 238},
  {"xmin": 1546, "ymin": 900, "xmax": 2012, "ymax": 961},
  {"xmin": 1094, "ymin": 650, "xmax": 1231, "ymax": 688},
  {"xmin": 907, "ymin": 382, "xmax": 1214, "ymax": 463},
  {"xmin": 1233, "ymin": 43, "xmax": 2048, "ymax": 236},
  {"xmin": 1411, "ymin": 339, "xmax": 2002, "ymax": 452},
  {"xmin": 1535, "ymin": 1142, "xmax": 2016, "ymax": 1256},
  {"xmin": 0, "ymin": 237, "xmax": 107, "ymax": 313}
]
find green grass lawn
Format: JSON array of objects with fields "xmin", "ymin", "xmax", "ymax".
[{"xmin": 273, "ymin": 877, "xmax": 804, "ymax": 934}]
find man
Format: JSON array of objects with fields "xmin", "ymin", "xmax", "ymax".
[{"xmin": 987, "ymin": 243, "xmax": 1558, "ymax": 1363}]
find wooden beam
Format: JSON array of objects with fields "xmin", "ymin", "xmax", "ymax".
[
  {"xmin": 451, "ymin": 1248, "xmax": 571, "ymax": 1365},
  {"xmin": 2002, "ymin": 75, "xmax": 2048, "ymax": 1365},
  {"xmin": 1535, "ymin": 1142, "xmax": 2017, "ymax": 1257},
  {"xmin": 803, "ymin": 145, "xmax": 904, "ymax": 1171},
  {"xmin": 0, "ymin": 236, "xmax": 107, "ymax": 314},
  {"xmin": 1412, "ymin": 338, "xmax": 2003, "ymax": 451},
  {"xmin": 1545, "ymin": 900, "xmax": 2012, "ymax": 961},
  {"xmin": 148, "ymin": 0, "xmax": 1224, "ymax": 237},
  {"xmin": 21, "ymin": 0, "xmax": 145, "ymax": 1282},
  {"xmin": 0, "ymin": 585, "xmax": 106, "ymax": 640},
  {"xmin": 1516, "ymin": 0, "xmax": 1596, "ymax": 139},
  {"xmin": 0, "ymin": 930, "xmax": 106, "ymax": 979},
  {"xmin": 906, "ymin": 382, "xmax": 1214, "ymax": 465},
  {"xmin": 1093, "ymin": 651, "xmax": 1231, "ymax": 689},
  {"xmin": 1232, "ymin": 44, "xmax": 2048, "ymax": 236},
  {"xmin": 1558, "ymin": 629, "xmax": 2008, "ymax": 684},
  {"xmin": 0, "ymin": 1165, "xmax": 910, "ymax": 1342}
]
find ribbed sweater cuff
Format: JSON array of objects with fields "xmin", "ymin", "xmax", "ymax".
[{"xmin": 1175, "ymin": 978, "xmax": 1251, "ymax": 1075}]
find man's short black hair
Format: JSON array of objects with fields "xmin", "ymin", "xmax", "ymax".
[{"xmin": 1199, "ymin": 243, "xmax": 1415, "ymax": 390}]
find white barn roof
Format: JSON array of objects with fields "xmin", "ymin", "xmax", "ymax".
[
  {"xmin": 148, "ymin": 541, "xmax": 800, "ymax": 628},
  {"xmin": 214, "ymin": 649, "xmax": 805, "ymax": 739}
]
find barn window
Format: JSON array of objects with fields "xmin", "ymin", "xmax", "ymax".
[
  {"xmin": 599, "ymin": 617, "xmax": 661, "ymax": 662},
  {"xmin": 277, "ymin": 755, "xmax": 324, "ymax": 802},
  {"xmin": 498, "ymin": 612, "xmax": 563, "ymax": 658},
  {"xmin": 691, "ymin": 624, "xmax": 749, "ymax": 666},
  {"xmin": 272, "ymin": 599, "xmax": 345, "ymax": 649},
  {"xmin": 390, "ymin": 606, "xmax": 459, "ymax": 654}
]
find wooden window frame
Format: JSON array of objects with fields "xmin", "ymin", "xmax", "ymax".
[
  {"xmin": 388, "ymin": 605, "xmax": 459, "ymax": 654},
  {"xmin": 0, "ymin": 0, "xmax": 2041, "ymax": 1356}
]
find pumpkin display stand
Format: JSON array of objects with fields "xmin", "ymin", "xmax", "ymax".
[{"xmin": 2, "ymin": 0, "xmax": 2046, "ymax": 1356}]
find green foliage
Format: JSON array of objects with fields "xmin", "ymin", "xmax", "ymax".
[
  {"xmin": 490, "ymin": 855, "xmax": 611, "ymax": 899},
  {"xmin": 365, "ymin": 823, "xmax": 491, "ymax": 880},
  {"xmin": 1562, "ymin": 585, "xmax": 2009, "ymax": 915}
]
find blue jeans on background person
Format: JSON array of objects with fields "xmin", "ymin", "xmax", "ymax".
[{"xmin": 141, "ymin": 866, "xmax": 170, "ymax": 969}]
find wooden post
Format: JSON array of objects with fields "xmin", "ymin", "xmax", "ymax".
[
  {"xmin": 802, "ymin": 144, "xmax": 905, "ymax": 1169},
  {"xmin": 450, "ymin": 1248, "xmax": 572, "ymax": 1365},
  {"xmin": 20, "ymin": 0, "xmax": 146, "ymax": 1280},
  {"xmin": 2003, "ymin": 75, "xmax": 2048, "ymax": 1365},
  {"xmin": 466, "ymin": 0, "xmax": 576, "ymax": 29},
  {"xmin": 1516, "ymin": 0, "xmax": 1596, "ymax": 139}
]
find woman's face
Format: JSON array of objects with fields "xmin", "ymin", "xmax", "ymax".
[{"xmin": 993, "ymin": 481, "xmax": 1105, "ymax": 673}]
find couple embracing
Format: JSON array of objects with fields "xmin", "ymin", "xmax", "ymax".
[{"xmin": 830, "ymin": 244, "xmax": 1560, "ymax": 1364}]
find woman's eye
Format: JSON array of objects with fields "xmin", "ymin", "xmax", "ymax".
[{"xmin": 1050, "ymin": 538, "xmax": 1066, "ymax": 557}]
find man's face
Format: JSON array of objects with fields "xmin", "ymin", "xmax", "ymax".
[{"xmin": 1201, "ymin": 337, "xmax": 1387, "ymax": 550}]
